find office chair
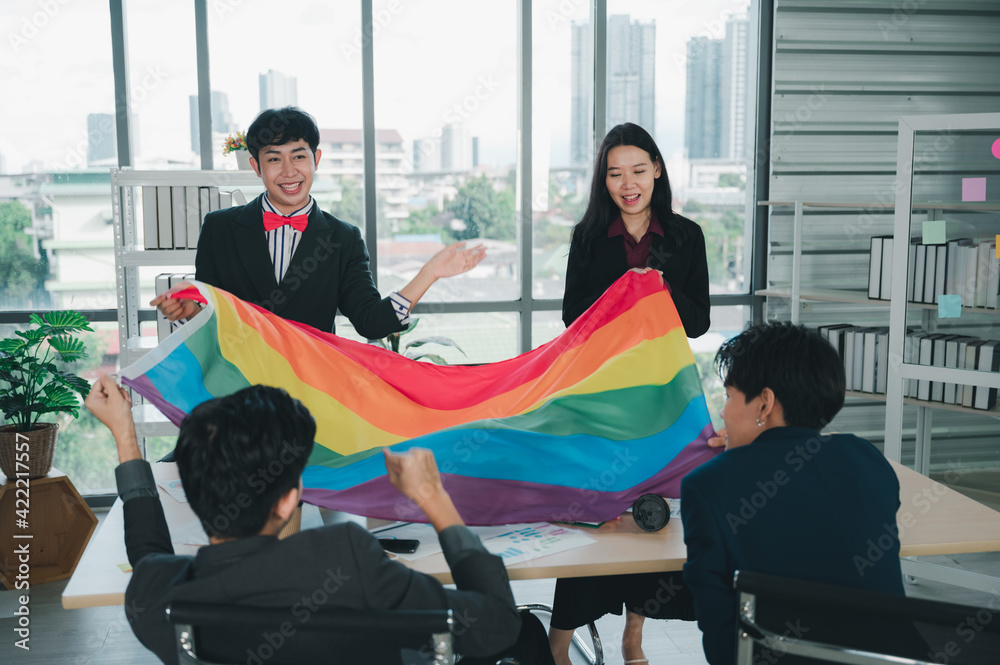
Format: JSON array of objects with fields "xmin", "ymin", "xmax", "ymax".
[
  {"xmin": 166, "ymin": 601, "xmax": 455, "ymax": 665},
  {"xmin": 518, "ymin": 603, "xmax": 604, "ymax": 665},
  {"xmin": 735, "ymin": 570, "xmax": 1000, "ymax": 665}
]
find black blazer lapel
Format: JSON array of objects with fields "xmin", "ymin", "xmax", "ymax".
[
  {"xmin": 232, "ymin": 196, "xmax": 280, "ymax": 300},
  {"xmin": 272, "ymin": 207, "xmax": 340, "ymax": 312}
]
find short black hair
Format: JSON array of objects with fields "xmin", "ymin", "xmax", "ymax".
[
  {"xmin": 246, "ymin": 107, "xmax": 320, "ymax": 162},
  {"xmin": 714, "ymin": 321, "xmax": 845, "ymax": 430},
  {"xmin": 175, "ymin": 385, "xmax": 316, "ymax": 539}
]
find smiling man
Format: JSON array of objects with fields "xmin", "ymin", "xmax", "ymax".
[{"xmin": 153, "ymin": 106, "xmax": 485, "ymax": 337}]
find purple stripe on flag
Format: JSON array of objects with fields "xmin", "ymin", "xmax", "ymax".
[
  {"xmin": 120, "ymin": 375, "xmax": 188, "ymax": 427},
  {"xmin": 302, "ymin": 425, "xmax": 720, "ymax": 526}
]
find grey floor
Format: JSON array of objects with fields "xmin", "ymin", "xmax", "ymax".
[{"xmin": 2, "ymin": 517, "xmax": 999, "ymax": 664}]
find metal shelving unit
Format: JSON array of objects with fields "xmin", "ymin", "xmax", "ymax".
[{"xmin": 109, "ymin": 168, "xmax": 262, "ymax": 445}]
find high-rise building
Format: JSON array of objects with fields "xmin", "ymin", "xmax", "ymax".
[
  {"xmin": 189, "ymin": 91, "xmax": 238, "ymax": 155},
  {"xmin": 87, "ymin": 113, "xmax": 117, "ymax": 165},
  {"xmin": 721, "ymin": 15, "xmax": 749, "ymax": 161},
  {"xmin": 571, "ymin": 15, "xmax": 655, "ymax": 165},
  {"xmin": 259, "ymin": 69, "xmax": 298, "ymax": 110},
  {"xmin": 440, "ymin": 123, "xmax": 471, "ymax": 172},
  {"xmin": 570, "ymin": 20, "xmax": 593, "ymax": 166},
  {"xmin": 685, "ymin": 37, "xmax": 723, "ymax": 160},
  {"xmin": 684, "ymin": 15, "xmax": 749, "ymax": 161}
]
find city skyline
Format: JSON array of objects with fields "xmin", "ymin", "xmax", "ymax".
[{"xmin": 0, "ymin": 0, "xmax": 750, "ymax": 174}]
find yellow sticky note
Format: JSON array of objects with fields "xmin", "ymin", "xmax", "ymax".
[
  {"xmin": 117, "ymin": 562, "xmax": 133, "ymax": 573},
  {"xmin": 922, "ymin": 221, "xmax": 946, "ymax": 245}
]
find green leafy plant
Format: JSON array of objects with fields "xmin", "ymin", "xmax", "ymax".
[
  {"xmin": 0, "ymin": 311, "xmax": 93, "ymax": 432},
  {"xmin": 370, "ymin": 318, "xmax": 465, "ymax": 365}
]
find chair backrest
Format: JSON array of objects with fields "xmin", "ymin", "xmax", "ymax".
[
  {"xmin": 734, "ymin": 570, "xmax": 1000, "ymax": 665},
  {"xmin": 166, "ymin": 601, "xmax": 455, "ymax": 665}
]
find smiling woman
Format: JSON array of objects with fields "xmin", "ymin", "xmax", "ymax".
[
  {"xmin": 561, "ymin": 122, "xmax": 711, "ymax": 337},
  {"xmin": 551, "ymin": 121, "xmax": 712, "ymax": 665}
]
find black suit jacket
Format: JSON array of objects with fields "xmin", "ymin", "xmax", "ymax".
[
  {"xmin": 680, "ymin": 427, "xmax": 905, "ymax": 665},
  {"xmin": 561, "ymin": 213, "xmax": 711, "ymax": 337},
  {"xmin": 122, "ymin": 493, "xmax": 521, "ymax": 665},
  {"xmin": 195, "ymin": 195, "xmax": 404, "ymax": 337}
]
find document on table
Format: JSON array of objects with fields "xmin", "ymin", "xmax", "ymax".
[{"xmin": 371, "ymin": 522, "xmax": 596, "ymax": 564}]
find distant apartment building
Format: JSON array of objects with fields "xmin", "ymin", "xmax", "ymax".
[
  {"xmin": 259, "ymin": 69, "xmax": 298, "ymax": 110},
  {"xmin": 571, "ymin": 15, "xmax": 655, "ymax": 165}
]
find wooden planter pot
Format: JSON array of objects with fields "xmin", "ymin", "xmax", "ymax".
[{"xmin": 0, "ymin": 422, "xmax": 59, "ymax": 480}]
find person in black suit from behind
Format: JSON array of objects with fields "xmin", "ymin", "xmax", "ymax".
[
  {"xmin": 85, "ymin": 376, "xmax": 554, "ymax": 665},
  {"xmin": 681, "ymin": 322, "xmax": 905, "ymax": 664},
  {"xmin": 152, "ymin": 106, "xmax": 485, "ymax": 337},
  {"xmin": 550, "ymin": 123, "xmax": 712, "ymax": 665}
]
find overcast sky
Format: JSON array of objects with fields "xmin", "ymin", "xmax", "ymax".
[{"xmin": 0, "ymin": 0, "xmax": 750, "ymax": 173}]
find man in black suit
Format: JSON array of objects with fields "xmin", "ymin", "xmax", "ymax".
[
  {"xmin": 85, "ymin": 375, "xmax": 553, "ymax": 665},
  {"xmin": 153, "ymin": 107, "xmax": 485, "ymax": 336}
]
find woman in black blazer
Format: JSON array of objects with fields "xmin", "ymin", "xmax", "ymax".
[{"xmin": 551, "ymin": 123, "xmax": 710, "ymax": 665}]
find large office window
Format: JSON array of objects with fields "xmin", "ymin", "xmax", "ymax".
[
  {"xmin": 0, "ymin": 1, "xmax": 122, "ymax": 495},
  {"xmin": 372, "ymin": 1, "xmax": 519, "ymax": 307},
  {"xmin": 0, "ymin": 1, "xmax": 764, "ymax": 495}
]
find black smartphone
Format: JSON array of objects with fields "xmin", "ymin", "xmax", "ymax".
[{"xmin": 379, "ymin": 538, "xmax": 419, "ymax": 554}]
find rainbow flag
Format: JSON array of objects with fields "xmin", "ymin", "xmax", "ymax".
[{"xmin": 121, "ymin": 272, "xmax": 717, "ymax": 525}]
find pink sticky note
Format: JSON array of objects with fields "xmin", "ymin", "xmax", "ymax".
[
  {"xmin": 993, "ymin": 138, "xmax": 1000, "ymax": 160},
  {"xmin": 962, "ymin": 178, "xmax": 986, "ymax": 202}
]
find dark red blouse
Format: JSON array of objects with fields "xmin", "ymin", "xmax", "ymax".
[{"xmin": 607, "ymin": 214, "xmax": 665, "ymax": 269}]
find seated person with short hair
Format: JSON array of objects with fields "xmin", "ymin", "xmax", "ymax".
[
  {"xmin": 86, "ymin": 376, "xmax": 553, "ymax": 665},
  {"xmin": 681, "ymin": 322, "xmax": 905, "ymax": 665}
]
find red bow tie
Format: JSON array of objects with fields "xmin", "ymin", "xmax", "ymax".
[{"xmin": 263, "ymin": 211, "xmax": 309, "ymax": 233}]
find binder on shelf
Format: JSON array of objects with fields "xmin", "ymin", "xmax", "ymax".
[
  {"xmin": 861, "ymin": 329, "xmax": 877, "ymax": 393},
  {"xmin": 916, "ymin": 333, "xmax": 939, "ymax": 401},
  {"xmin": 185, "ymin": 185, "xmax": 200, "ymax": 250},
  {"xmin": 922, "ymin": 245, "xmax": 936, "ymax": 304},
  {"xmin": 954, "ymin": 337, "xmax": 974, "ymax": 405},
  {"xmin": 170, "ymin": 186, "xmax": 187, "ymax": 249},
  {"xmin": 912, "ymin": 244, "xmax": 926, "ymax": 303},
  {"xmin": 880, "ymin": 237, "xmax": 894, "ymax": 301},
  {"xmin": 973, "ymin": 340, "xmax": 999, "ymax": 410},
  {"xmin": 987, "ymin": 241, "xmax": 999, "ymax": 309},
  {"xmin": 933, "ymin": 245, "xmax": 947, "ymax": 302},
  {"xmin": 868, "ymin": 237, "xmax": 883, "ymax": 300},
  {"xmin": 961, "ymin": 340, "xmax": 986, "ymax": 408},
  {"xmin": 874, "ymin": 328, "xmax": 890, "ymax": 395},
  {"xmin": 975, "ymin": 242, "xmax": 992, "ymax": 308},
  {"xmin": 231, "ymin": 189, "xmax": 247, "ymax": 205},
  {"xmin": 962, "ymin": 242, "xmax": 979, "ymax": 307},
  {"xmin": 208, "ymin": 187, "xmax": 221, "ymax": 212},
  {"xmin": 853, "ymin": 327, "xmax": 875, "ymax": 393},
  {"xmin": 930, "ymin": 334, "xmax": 956, "ymax": 402},
  {"xmin": 142, "ymin": 186, "xmax": 159, "ymax": 250},
  {"xmin": 944, "ymin": 239, "xmax": 960, "ymax": 296},
  {"xmin": 220, "ymin": 191, "xmax": 233, "ymax": 209},
  {"xmin": 156, "ymin": 185, "xmax": 172, "ymax": 248},
  {"xmin": 844, "ymin": 327, "xmax": 860, "ymax": 391},
  {"xmin": 943, "ymin": 336, "xmax": 974, "ymax": 405}
]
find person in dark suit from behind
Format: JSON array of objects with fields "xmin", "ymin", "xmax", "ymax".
[
  {"xmin": 152, "ymin": 106, "xmax": 485, "ymax": 336},
  {"xmin": 85, "ymin": 376, "xmax": 554, "ymax": 665},
  {"xmin": 681, "ymin": 322, "xmax": 905, "ymax": 665}
]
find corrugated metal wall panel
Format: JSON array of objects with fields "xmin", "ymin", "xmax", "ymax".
[{"xmin": 767, "ymin": 0, "xmax": 1000, "ymax": 472}]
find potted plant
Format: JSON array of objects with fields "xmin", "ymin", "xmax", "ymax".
[
  {"xmin": 0, "ymin": 311, "xmax": 93, "ymax": 480},
  {"xmin": 370, "ymin": 318, "xmax": 465, "ymax": 365},
  {"xmin": 223, "ymin": 130, "xmax": 251, "ymax": 170}
]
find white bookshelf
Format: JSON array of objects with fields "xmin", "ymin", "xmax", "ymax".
[{"xmin": 110, "ymin": 168, "xmax": 261, "ymax": 444}]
